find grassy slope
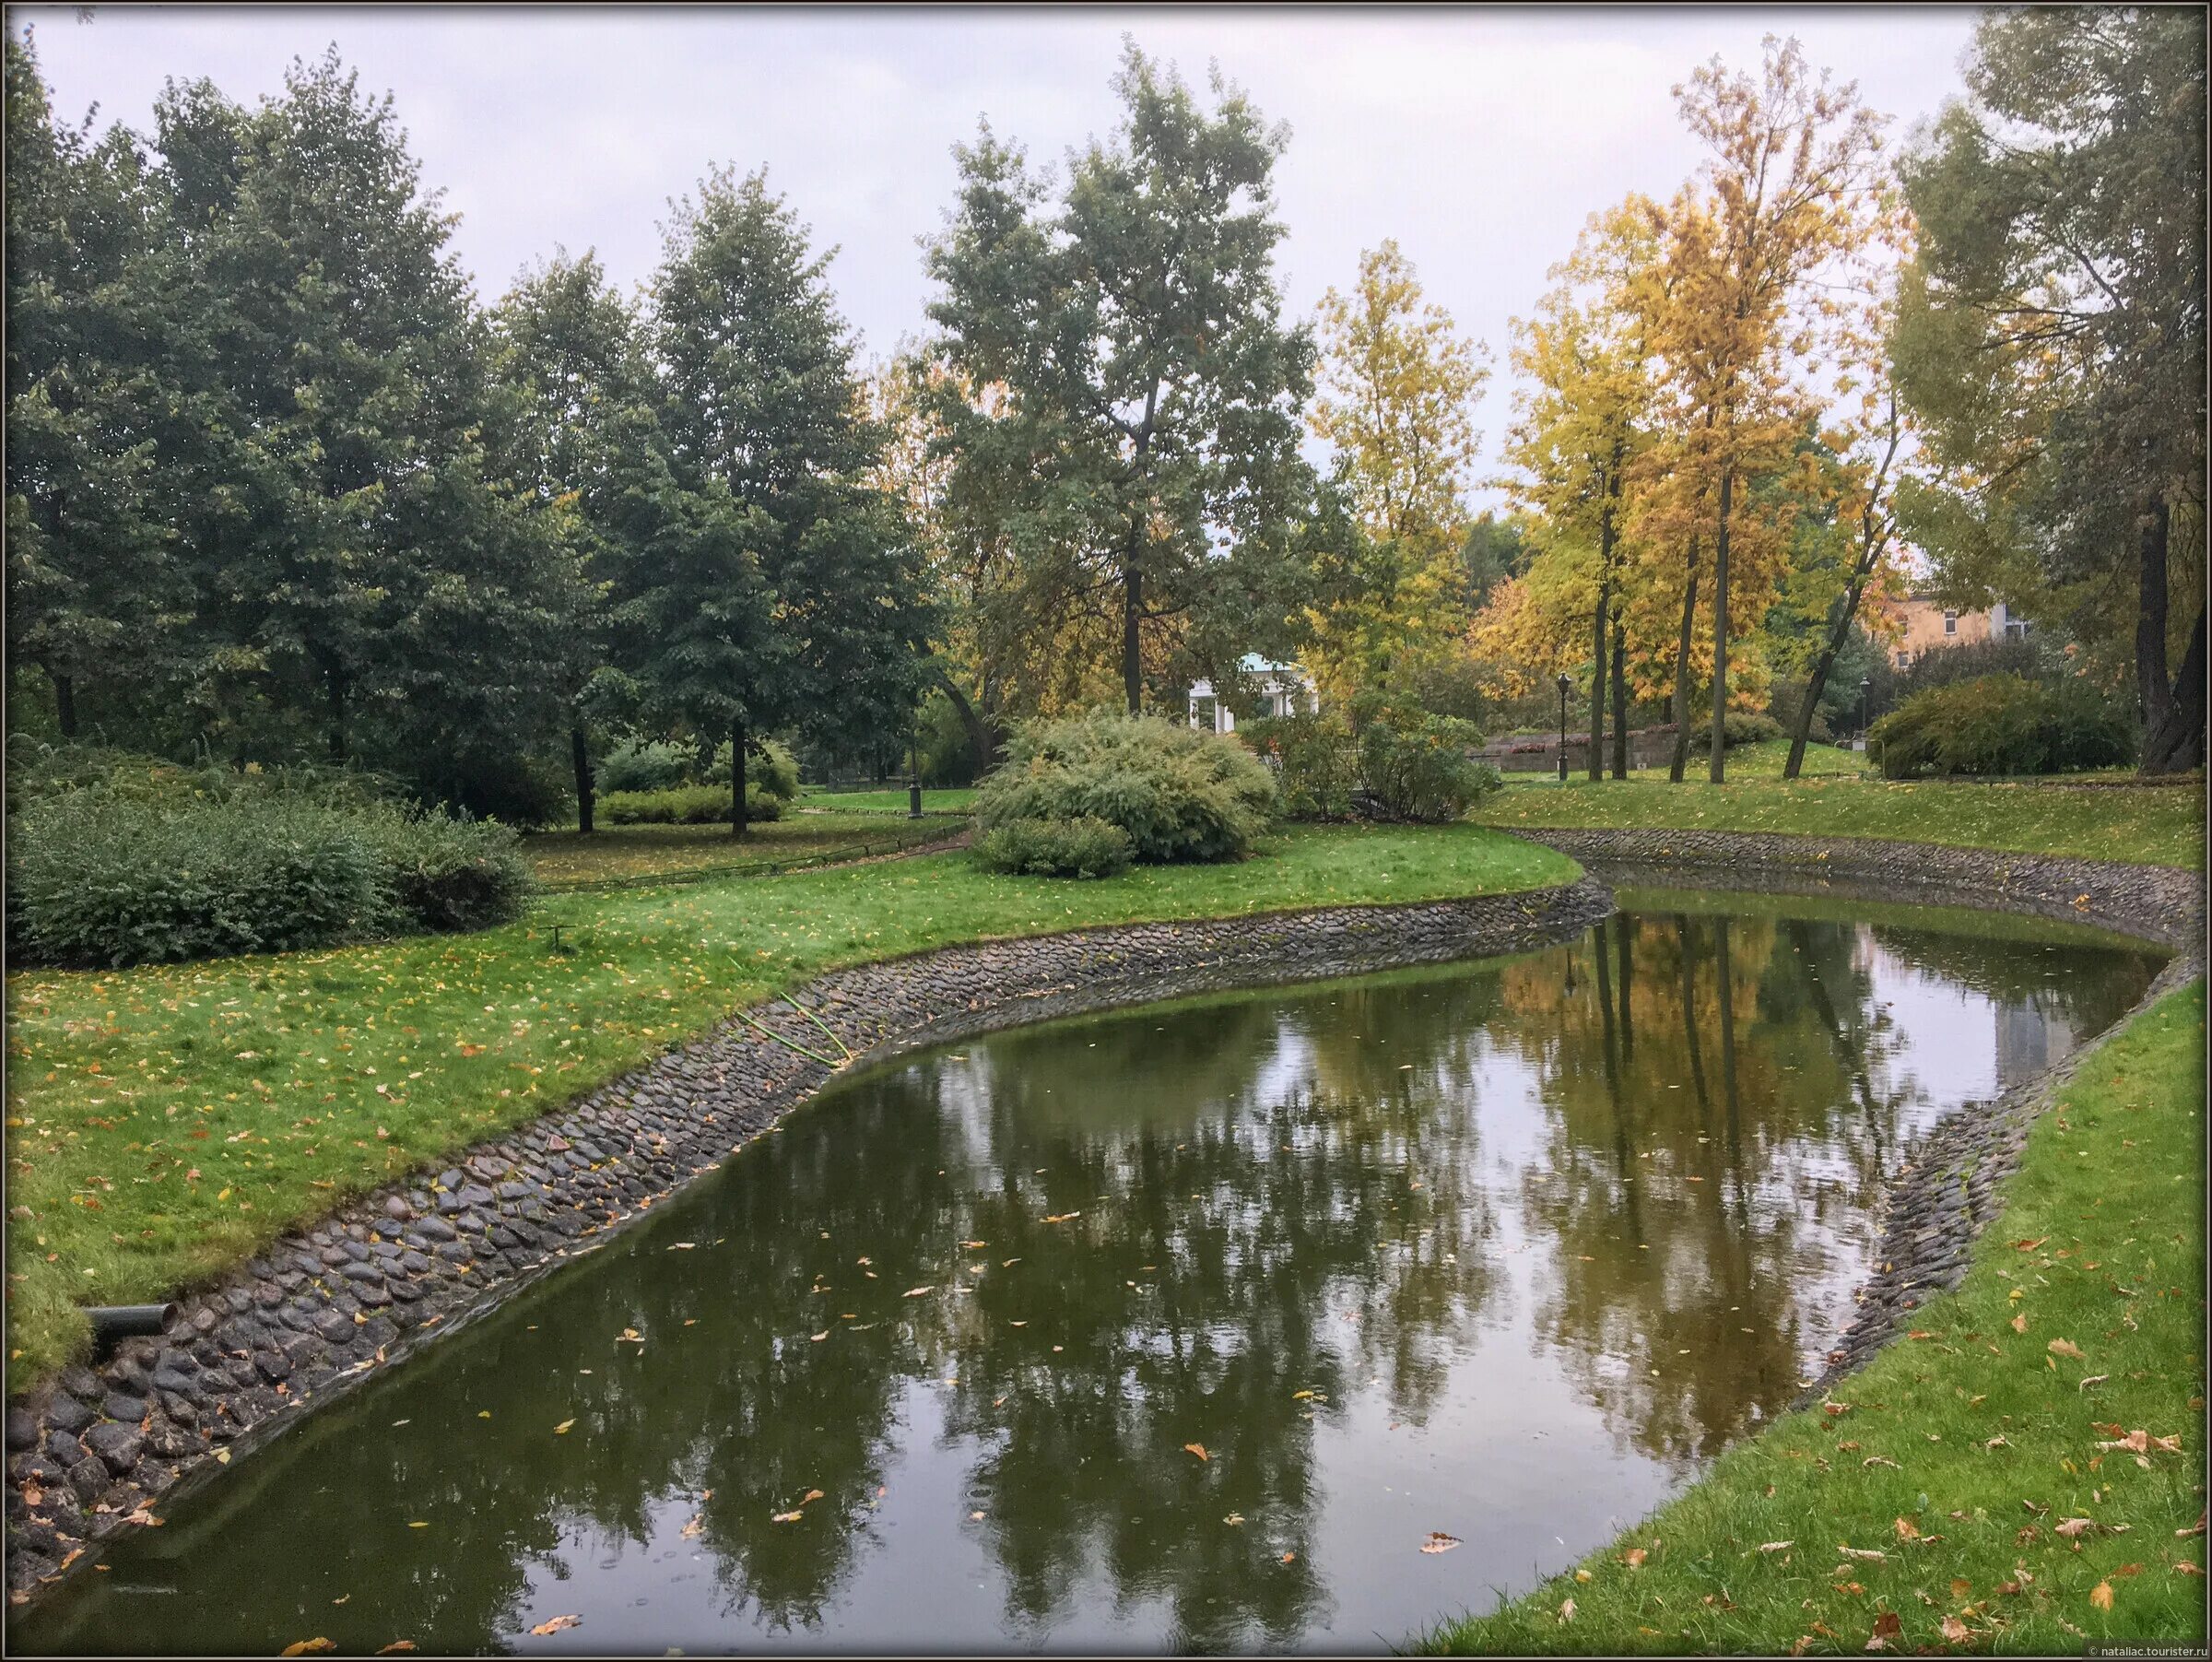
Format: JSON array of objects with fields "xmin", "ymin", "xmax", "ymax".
[
  {"xmin": 3, "ymin": 823, "xmax": 1574, "ymax": 1381},
  {"xmin": 1480, "ymin": 745, "xmax": 2205, "ymax": 869},
  {"xmin": 521, "ymin": 810, "xmax": 961, "ymax": 889},
  {"xmin": 1419, "ymin": 980, "xmax": 2207, "ymax": 1656}
]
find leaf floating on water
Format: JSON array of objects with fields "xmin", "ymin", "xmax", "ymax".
[
  {"xmin": 771, "ymin": 1511, "xmax": 803, "ymax": 1524},
  {"xmin": 802, "ymin": 1490, "xmax": 824, "ymax": 1503},
  {"xmin": 960, "ymin": 1241, "xmax": 987, "ymax": 1249},
  {"xmin": 529, "ymin": 1615, "xmax": 582, "ymax": 1635},
  {"xmin": 553, "ymin": 1420, "xmax": 575, "ymax": 1435},
  {"xmin": 902, "ymin": 1287, "xmax": 933, "ymax": 1298},
  {"xmin": 213, "ymin": 1449, "xmax": 230, "ymax": 1466},
  {"xmin": 1281, "ymin": 1551, "xmax": 1297, "ymax": 1564},
  {"xmin": 1223, "ymin": 1513, "xmax": 1245, "ymax": 1526},
  {"xmin": 681, "ymin": 1515, "xmax": 703, "ymax": 1538},
  {"xmin": 618, "ymin": 1327, "xmax": 643, "ymax": 1343},
  {"xmin": 810, "ymin": 1332, "xmax": 829, "ymax": 1342},
  {"xmin": 407, "ymin": 1522, "xmax": 429, "ymax": 1530},
  {"xmin": 1041, "ymin": 1212, "xmax": 1081, "ymax": 1224},
  {"xmin": 1183, "ymin": 1444, "xmax": 1209, "ymax": 1461},
  {"xmin": 1420, "ymin": 1533, "xmax": 1462, "ymax": 1554},
  {"xmin": 971, "ymin": 1509, "xmax": 987, "ymax": 1521},
  {"xmin": 280, "ymin": 1643, "xmax": 335, "ymax": 1657}
]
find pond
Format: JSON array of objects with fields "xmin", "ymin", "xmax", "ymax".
[{"xmin": 13, "ymin": 889, "xmax": 2163, "ymax": 1656}]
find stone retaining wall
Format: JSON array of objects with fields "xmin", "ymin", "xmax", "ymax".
[
  {"xmin": 3, "ymin": 875, "xmax": 1613, "ymax": 1602},
  {"xmin": 1512, "ymin": 828, "xmax": 2203, "ymax": 1397}
]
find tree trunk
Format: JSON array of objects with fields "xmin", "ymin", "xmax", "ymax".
[
  {"xmin": 1708, "ymin": 471, "xmax": 1733, "ymax": 784},
  {"xmin": 571, "ymin": 724, "xmax": 594, "ymax": 835},
  {"xmin": 325, "ymin": 666, "xmax": 348, "ymax": 763},
  {"xmin": 934, "ymin": 667, "xmax": 995, "ymax": 779},
  {"xmin": 1610, "ymin": 617, "xmax": 1629, "ymax": 779},
  {"xmin": 1613, "ymin": 912, "xmax": 1633, "ymax": 1062},
  {"xmin": 1121, "ymin": 521, "xmax": 1144, "ymax": 716},
  {"xmin": 52, "ymin": 670, "xmax": 76, "ymax": 739},
  {"xmin": 2136, "ymin": 495, "xmax": 2205, "ymax": 773},
  {"xmin": 1785, "ymin": 574, "xmax": 1872, "ymax": 781},
  {"xmin": 730, "ymin": 717, "xmax": 748, "ymax": 839},
  {"xmin": 1666, "ymin": 546, "xmax": 1700, "ymax": 784},
  {"xmin": 1588, "ymin": 582, "xmax": 1608, "ymax": 783}
]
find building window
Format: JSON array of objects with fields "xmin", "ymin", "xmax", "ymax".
[
  {"xmin": 1895, "ymin": 650, "xmax": 1912, "ymax": 668},
  {"xmin": 1944, "ymin": 610, "xmax": 1959, "ymax": 635},
  {"xmin": 1190, "ymin": 695, "xmax": 1217, "ymax": 731},
  {"xmin": 2006, "ymin": 619, "xmax": 2030, "ymax": 639}
]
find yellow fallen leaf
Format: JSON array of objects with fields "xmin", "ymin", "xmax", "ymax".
[
  {"xmin": 1421, "ymin": 1532, "xmax": 1462, "ymax": 1554},
  {"xmin": 1184, "ymin": 1443, "xmax": 1209, "ymax": 1461},
  {"xmin": 2089, "ymin": 1580, "xmax": 2114, "ymax": 1611},
  {"xmin": 406, "ymin": 1521, "xmax": 428, "ymax": 1530},
  {"xmin": 681, "ymin": 1515, "xmax": 703, "ymax": 1538},
  {"xmin": 529, "ymin": 1615, "xmax": 582, "ymax": 1635},
  {"xmin": 802, "ymin": 1489, "xmax": 824, "ymax": 1503},
  {"xmin": 280, "ymin": 1644, "xmax": 335, "ymax": 1657},
  {"xmin": 553, "ymin": 1420, "xmax": 574, "ymax": 1435},
  {"xmin": 2049, "ymin": 1338, "xmax": 2087, "ymax": 1361},
  {"xmin": 771, "ymin": 1511, "xmax": 803, "ymax": 1523},
  {"xmin": 1623, "ymin": 1548, "xmax": 1647, "ymax": 1568},
  {"xmin": 1758, "ymin": 1541, "xmax": 1794, "ymax": 1554}
]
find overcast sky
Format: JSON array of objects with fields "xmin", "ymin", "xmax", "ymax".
[{"xmin": 16, "ymin": 5, "xmax": 1984, "ymax": 495}]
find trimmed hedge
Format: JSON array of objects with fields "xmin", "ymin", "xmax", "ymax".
[
  {"xmin": 971, "ymin": 815, "xmax": 1135, "ymax": 878},
  {"xmin": 1870, "ymin": 673, "xmax": 2135, "ymax": 778},
  {"xmin": 975, "ymin": 712, "xmax": 1277, "ymax": 864},
  {"xmin": 599, "ymin": 784, "xmax": 786, "ymax": 825}
]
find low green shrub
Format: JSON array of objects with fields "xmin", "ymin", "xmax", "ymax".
[
  {"xmin": 358, "ymin": 806, "xmax": 533, "ymax": 933},
  {"xmin": 599, "ymin": 784, "xmax": 785, "ymax": 825},
  {"xmin": 704, "ymin": 737, "xmax": 801, "ymax": 803},
  {"xmin": 596, "ymin": 738, "xmax": 692, "ymax": 795},
  {"xmin": 975, "ymin": 712, "xmax": 1277, "ymax": 864},
  {"xmin": 971, "ymin": 815, "xmax": 1135, "ymax": 878},
  {"xmin": 1870, "ymin": 673, "xmax": 2135, "ymax": 778},
  {"xmin": 1241, "ymin": 712, "xmax": 1358, "ymax": 821},
  {"xmin": 1351, "ymin": 697, "xmax": 1500, "ymax": 822},
  {"xmin": 1688, "ymin": 710, "xmax": 1785, "ymax": 752}
]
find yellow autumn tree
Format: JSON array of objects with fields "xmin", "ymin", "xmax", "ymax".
[
  {"xmin": 1496, "ymin": 194, "xmax": 1669, "ymax": 778},
  {"xmin": 1305, "ymin": 241, "xmax": 1490, "ymax": 711},
  {"xmin": 1658, "ymin": 36, "xmax": 1892, "ymax": 781}
]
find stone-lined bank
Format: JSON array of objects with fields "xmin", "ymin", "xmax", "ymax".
[
  {"xmin": 1511, "ymin": 827, "xmax": 2204, "ymax": 1396},
  {"xmin": 4, "ymin": 875, "xmax": 1613, "ymax": 1603}
]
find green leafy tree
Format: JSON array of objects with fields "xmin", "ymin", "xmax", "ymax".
[
  {"xmin": 1893, "ymin": 6, "xmax": 2206, "ymax": 773},
  {"xmin": 923, "ymin": 42, "xmax": 1319, "ymax": 716}
]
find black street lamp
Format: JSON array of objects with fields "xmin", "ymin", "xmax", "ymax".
[
  {"xmin": 1859, "ymin": 677, "xmax": 1873, "ymax": 748},
  {"xmin": 908, "ymin": 710, "xmax": 924, "ymax": 819},
  {"xmin": 1556, "ymin": 672, "xmax": 1572, "ymax": 783}
]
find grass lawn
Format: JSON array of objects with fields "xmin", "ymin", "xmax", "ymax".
[
  {"xmin": 522, "ymin": 810, "xmax": 963, "ymax": 890},
  {"xmin": 2, "ymin": 822, "xmax": 1575, "ymax": 1384},
  {"xmin": 1417, "ymin": 979, "xmax": 2207, "ymax": 1656},
  {"xmin": 1481, "ymin": 744, "xmax": 2205, "ymax": 869},
  {"xmin": 798, "ymin": 785, "xmax": 978, "ymax": 814}
]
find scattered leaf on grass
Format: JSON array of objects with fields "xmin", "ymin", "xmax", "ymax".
[
  {"xmin": 529, "ymin": 1615, "xmax": 582, "ymax": 1635},
  {"xmin": 1558, "ymin": 1597, "xmax": 1575, "ymax": 1623},
  {"xmin": 2048, "ymin": 1338, "xmax": 2087, "ymax": 1361},
  {"xmin": 2089, "ymin": 1580, "xmax": 2114, "ymax": 1611},
  {"xmin": 1622, "ymin": 1548, "xmax": 1647, "ymax": 1568},
  {"xmin": 1758, "ymin": 1541, "xmax": 1794, "ymax": 1554},
  {"xmin": 2010, "ymin": 1314, "xmax": 2028, "ymax": 1334},
  {"xmin": 1938, "ymin": 1616, "xmax": 1971, "ymax": 1643},
  {"xmin": 2057, "ymin": 1518, "xmax": 2097, "ymax": 1539},
  {"xmin": 1841, "ymin": 1546, "xmax": 1888, "ymax": 1562}
]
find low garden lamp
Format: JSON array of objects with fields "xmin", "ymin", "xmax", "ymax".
[{"xmin": 1556, "ymin": 672, "xmax": 1572, "ymax": 782}]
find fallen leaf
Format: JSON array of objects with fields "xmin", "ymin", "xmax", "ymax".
[
  {"xmin": 902, "ymin": 1287, "xmax": 933, "ymax": 1298},
  {"xmin": 1420, "ymin": 1533, "xmax": 1462, "ymax": 1554},
  {"xmin": 1939, "ymin": 1615, "xmax": 1971, "ymax": 1643},
  {"xmin": 1558, "ymin": 1597, "xmax": 1576, "ymax": 1623},
  {"xmin": 2089, "ymin": 1580, "xmax": 2113, "ymax": 1611},
  {"xmin": 376, "ymin": 1644, "xmax": 418, "ymax": 1656},
  {"xmin": 1758, "ymin": 1540, "xmax": 1795, "ymax": 1554},
  {"xmin": 1280, "ymin": 1551, "xmax": 1296, "ymax": 1563},
  {"xmin": 1623, "ymin": 1548, "xmax": 1648, "ymax": 1568},
  {"xmin": 2174, "ymin": 1561, "xmax": 2204, "ymax": 1576},
  {"xmin": 2057, "ymin": 1518, "xmax": 2099, "ymax": 1539},
  {"xmin": 2180, "ymin": 1511, "xmax": 2207, "ymax": 1539},
  {"xmin": 529, "ymin": 1615, "xmax": 582, "ymax": 1635},
  {"xmin": 771, "ymin": 1511, "xmax": 802, "ymax": 1524},
  {"xmin": 2113, "ymin": 1562, "xmax": 2143, "ymax": 1577},
  {"xmin": 2098, "ymin": 1430, "xmax": 2149, "ymax": 1454},
  {"xmin": 1183, "ymin": 1443, "xmax": 1209, "ymax": 1461},
  {"xmin": 2010, "ymin": 1314, "xmax": 2028, "ymax": 1334},
  {"xmin": 553, "ymin": 1420, "xmax": 574, "ymax": 1435},
  {"xmin": 1864, "ymin": 1456, "xmax": 1901, "ymax": 1470},
  {"xmin": 2048, "ymin": 1338, "xmax": 2086, "ymax": 1361},
  {"xmin": 1841, "ymin": 1546, "xmax": 1888, "ymax": 1562},
  {"xmin": 280, "ymin": 1644, "xmax": 335, "ymax": 1657},
  {"xmin": 681, "ymin": 1515, "xmax": 703, "ymax": 1538},
  {"xmin": 1949, "ymin": 1578, "xmax": 1971, "ymax": 1600},
  {"xmin": 802, "ymin": 1489, "xmax": 824, "ymax": 1503},
  {"xmin": 1867, "ymin": 1609, "xmax": 1902, "ymax": 1651},
  {"xmin": 1894, "ymin": 1517, "xmax": 1921, "ymax": 1541},
  {"xmin": 1223, "ymin": 1513, "xmax": 1245, "ymax": 1526}
]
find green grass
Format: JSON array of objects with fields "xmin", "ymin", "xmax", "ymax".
[
  {"xmin": 798, "ymin": 785, "xmax": 978, "ymax": 814},
  {"xmin": 522, "ymin": 811, "xmax": 963, "ymax": 890},
  {"xmin": 1479, "ymin": 748, "xmax": 2205, "ymax": 869},
  {"xmin": 2, "ymin": 823, "xmax": 1575, "ymax": 1384},
  {"xmin": 1417, "ymin": 979, "xmax": 2207, "ymax": 1656}
]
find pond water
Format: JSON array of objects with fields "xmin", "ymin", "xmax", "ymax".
[{"xmin": 13, "ymin": 890, "xmax": 2162, "ymax": 1656}]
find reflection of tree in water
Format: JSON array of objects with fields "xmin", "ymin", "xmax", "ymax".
[
  {"xmin": 1863, "ymin": 924, "xmax": 2159, "ymax": 1061},
  {"xmin": 929, "ymin": 972, "xmax": 1511, "ymax": 1648},
  {"xmin": 1504, "ymin": 912, "xmax": 1936, "ymax": 1470}
]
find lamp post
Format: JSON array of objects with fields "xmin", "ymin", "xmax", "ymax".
[
  {"xmin": 908, "ymin": 710, "xmax": 923, "ymax": 819},
  {"xmin": 1859, "ymin": 678, "xmax": 1873, "ymax": 748},
  {"xmin": 1557, "ymin": 672, "xmax": 1572, "ymax": 783}
]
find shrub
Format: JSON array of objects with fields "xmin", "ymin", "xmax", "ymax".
[
  {"xmin": 358, "ymin": 806, "xmax": 533, "ymax": 934},
  {"xmin": 1687, "ymin": 711, "xmax": 1784, "ymax": 752},
  {"xmin": 596, "ymin": 738, "xmax": 693, "ymax": 795},
  {"xmin": 1870, "ymin": 674, "xmax": 2134, "ymax": 779},
  {"xmin": 1351, "ymin": 697, "xmax": 1500, "ymax": 822},
  {"xmin": 971, "ymin": 815, "xmax": 1134, "ymax": 878},
  {"xmin": 704, "ymin": 737, "xmax": 801, "ymax": 803},
  {"xmin": 1241, "ymin": 712, "xmax": 1358, "ymax": 821},
  {"xmin": 974, "ymin": 712, "xmax": 1277, "ymax": 863},
  {"xmin": 599, "ymin": 784, "xmax": 785, "ymax": 825},
  {"xmin": 8, "ymin": 793, "xmax": 394, "ymax": 968}
]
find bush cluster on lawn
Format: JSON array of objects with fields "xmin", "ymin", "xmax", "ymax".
[
  {"xmin": 596, "ymin": 736, "xmax": 801, "ymax": 807},
  {"xmin": 1687, "ymin": 710, "xmax": 1785, "ymax": 751},
  {"xmin": 1870, "ymin": 673, "xmax": 2135, "ymax": 778},
  {"xmin": 6, "ymin": 785, "xmax": 533, "ymax": 968},
  {"xmin": 1243, "ymin": 698, "xmax": 1500, "ymax": 824},
  {"xmin": 599, "ymin": 784, "xmax": 787, "ymax": 825},
  {"xmin": 971, "ymin": 814, "xmax": 1135, "ymax": 878},
  {"xmin": 973, "ymin": 712, "xmax": 1277, "ymax": 863}
]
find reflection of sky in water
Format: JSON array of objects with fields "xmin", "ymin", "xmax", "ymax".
[{"xmin": 15, "ymin": 899, "xmax": 2161, "ymax": 1659}]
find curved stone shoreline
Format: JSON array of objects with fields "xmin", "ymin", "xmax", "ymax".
[
  {"xmin": 1508, "ymin": 827, "xmax": 2203, "ymax": 1397},
  {"xmin": 3, "ymin": 875, "xmax": 1613, "ymax": 1602}
]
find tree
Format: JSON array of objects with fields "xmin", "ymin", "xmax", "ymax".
[
  {"xmin": 1665, "ymin": 38, "xmax": 1891, "ymax": 782},
  {"xmin": 924, "ymin": 42, "xmax": 1318, "ymax": 716},
  {"xmin": 648, "ymin": 165, "xmax": 935, "ymax": 833},
  {"xmin": 1304, "ymin": 241, "xmax": 1489, "ymax": 711},
  {"xmin": 1892, "ymin": 7, "xmax": 2206, "ymax": 773},
  {"xmin": 1504, "ymin": 198, "xmax": 1663, "ymax": 779},
  {"xmin": 4, "ymin": 27, "xmax": 182, "ymax": 738}
]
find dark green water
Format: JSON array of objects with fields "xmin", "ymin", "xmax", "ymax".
[{"xmin": 11, "ymin": 892, "xmax": 2161, "ymax": 1656}]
